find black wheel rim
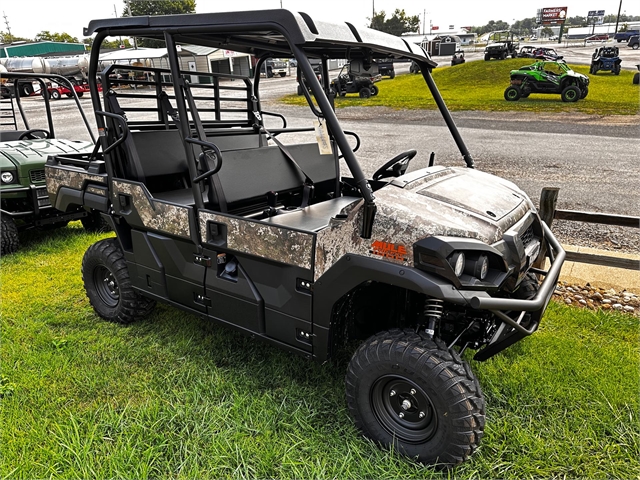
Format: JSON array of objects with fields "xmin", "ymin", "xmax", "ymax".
[
  {"xmin": 370, "ymin": 375, "xmax": 438, "ymax": 444},
  {"xmin": 94, "ymin": 265, "xmax": 119, "ymax": 307}
]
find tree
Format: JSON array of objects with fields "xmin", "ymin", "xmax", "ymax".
[
  {"xmin": 470, "ymin": 20, "xmax": 510, "ymax": 36},
  {"xmin": 541, "ymin": 26, "xmax": 554, "ymax": 38},
  {"xmin": 0, "ymin": 31, "xmax": 32, "ymax": 43},
  {"xmin": 35, "ymin": 31, "xmax": 79, "ymax": 43},
  {"xmin": 123, "ymin": 0, "xmax": 196, "ymax": 47},
  {"xmin": 369, "ymin": 9, "xmax": 420, "ymax": 36},
  {"xmin": 84, "ymin": 37, "xmax": 133, "ymax": 50}
]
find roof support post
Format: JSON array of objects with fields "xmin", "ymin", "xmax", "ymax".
[
  {"xmin": 291, "ymin": 44, "xmax": 377, "ymax": 238},
  {"xmin": 421, "ymin": 65, "xmax": 475, "ymax": 168},
  {"xmin": 164, "ymin": 31, "xmax": 205, "ymax": 211}
]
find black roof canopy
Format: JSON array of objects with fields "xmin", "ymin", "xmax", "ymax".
[{"xmin": 85, "ymin": 9, "xmax": 436, "ymax": 66}]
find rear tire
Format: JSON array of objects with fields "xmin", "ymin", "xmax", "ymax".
[
  {"xmin": 633, "ymin": 72, "xmax": 640, "ymax": 85},
  {"xmin": 346, "ymin": 329, "xmax": 485, "ymax": 468},
  {"xmin": 359, "ymin": 87, "xmax": 371, "ymax": 99},
  {"xmin": 561, "ymin": 85, "xmax": 580, "ymax": 102},
  {"xmin": 504, "ymin": 85, "xmax": 522, "ymax": 101},
  {"xmin": 50, "ymin": 89, "xmax": 61, "ymax": 100},
  {"xmin": 1, "ymin": 216, "xmax": 19, "ymax": 256},
  {"xmin": 500, "ymin": 51, "xmax": 507, "ymax": 60},
  {"xmin": 389, "ymin": 70, "xmax": 396, "ymax": 79},
  {"xmin": 82, "ymin": 238, "xmax": 156, "ymax": 324}
]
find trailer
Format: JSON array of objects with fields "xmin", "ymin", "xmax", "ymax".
[{"xmin": 45, "ymin": 82, "xmax": 98, "ymax": 100}]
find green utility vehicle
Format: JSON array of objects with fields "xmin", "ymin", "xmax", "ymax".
[
  {"xmin": 1, "ymin": 72, "xmax": 98, "ymax": 255},
  {"xmin": 504, "ymin": 60, "xmax": 589, "ymax": 102}
]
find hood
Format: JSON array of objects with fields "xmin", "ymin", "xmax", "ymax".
[
  {"xmin": 0, "ymin": 139, "xmax": 94, "ymax": 169},
  {"xmin": 313, "ymin": 166, "xmax": 535, "ymax": 279},
  {"xmin": 376, "ymin": 166, "xmax": 531, "ymax": 245},
  {"xmin": 486, "ymin": 42, "xmax": 507, "ymax": 49}
]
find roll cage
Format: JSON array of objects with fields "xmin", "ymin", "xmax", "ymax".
[{"xmin": 85, "ymin": 9, "xmax": 475, "ymax": 238}]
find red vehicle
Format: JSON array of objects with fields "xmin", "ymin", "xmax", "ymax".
[
  {"xmin": 45, "ymin": 82, "xmax": 95, "ymax": 100},
  {"xmin": 585, "ymin": 34, "xmax": 609, "ymax": 43}
]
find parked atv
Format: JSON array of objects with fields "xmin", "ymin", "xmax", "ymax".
[
  {"xmin": 46, "ymin": 10, "xmax": 564, "ymax": 468},
  {"xmin": 590, "ymin": 46, "xmax": 622, "ymax": 75},
  {"xmin": 330, "ymin": 60, "xmax": 380, "ymax": 98},
  {"xmin": 451, "ymin": 50, "xmax": 466, "ymax": 66},
  {"xmin": 504, "ymin": 60, "xmax": 589, "ymax": 102},
  {"xmin": 484, "ymin": 30, "xmax": 519, "ymax": 60},
  {"xmin": 0, "ymin": 72, "xmax": 100, "ymax": 255}
]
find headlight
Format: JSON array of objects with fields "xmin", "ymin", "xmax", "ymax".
[
  {"xmin": 1, "ymin": 171, "xmax": 15, "ymax": 184},
  {"xmin": 448, "ymin": 252, "xmax": 465, "ymax": 277},
  {"xmin": 414, "ymin": 237, "xmax": 509, "ymax": 289},
  {"xmin": 465, "ymin": 254, "xmax": 489, "ymax": 280}
]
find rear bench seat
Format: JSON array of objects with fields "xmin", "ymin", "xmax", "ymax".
[{"xmin": 125, "ymin": 129, "xmax": 339, "ymax": 220}]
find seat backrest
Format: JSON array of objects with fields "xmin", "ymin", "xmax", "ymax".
[
  {"xmin": 126, "ymin": 129, "xmax": 267, "ymax": 192},
  {"xmin": 217, "ymin": 143, "xmax": 336, "ymax": 208}
]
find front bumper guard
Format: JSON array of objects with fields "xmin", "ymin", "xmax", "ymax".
[{"xmin": 464, "ymin": 222, "xmax": 565, "ymax": 335}]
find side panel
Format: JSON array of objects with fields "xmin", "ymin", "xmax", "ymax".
[
  {"xmin": 200, "ymin": 210, "xmax": 314, "ymax": 353},
  {"xmin": 125, "ymin": 230, "xmax": 207, "ymax": 313}
]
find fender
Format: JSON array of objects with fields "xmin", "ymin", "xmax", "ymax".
[{"xmin": 312, "ymin": 253, "xmax": 470, "ymax": 361}]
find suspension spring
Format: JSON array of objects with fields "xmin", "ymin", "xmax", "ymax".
[{"xmin": 423, "ymin": 298, "xmax": 444, "ymax": 338}]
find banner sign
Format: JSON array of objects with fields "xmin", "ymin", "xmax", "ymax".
[
  {"xmin": 587, "ymin": 10, "xmax": 605, "ymax": 25},
  {"xmin": 540, "ymin": 7, "xmax": 568, "ymax": 25}
]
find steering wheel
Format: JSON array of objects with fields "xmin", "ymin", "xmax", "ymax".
[
  {"xmin": 372, "ymin": 150, "xmax": 417, "ymax": 181},
  {"xmin": 18, "ymin": 129, "xmax": 51, "ymax": 140}
]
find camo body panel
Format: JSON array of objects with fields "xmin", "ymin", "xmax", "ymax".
[
  {"xmin": 112, "ymin": 181, "xmax": 191, "ymax": 238},
  {"xmin": 314, "ymin": 167, "xmax": 533, "ymax": 281},
  {"xmin": 199, "ymin": 212, "xmax": 314, "ymax": 271},
  {"xmin": 45, "ymin": 165, "xmax": 106, "ymax": 196}
]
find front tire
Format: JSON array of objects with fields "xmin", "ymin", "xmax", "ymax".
[
  {"xmin": 633, "ymin": 72, "xmax": 640, "ymax": 85},
  {"xmin": 370, "ymin": 84, "xmax": 379, "ymax": 96},
  {"xmin": 82, "ymin": 238, "xmax": 156, "ymax": 324},
  {"xmin": 346, "ymin": 329, "xmax": 485, "ymax": 467},
  {"xmin": 561, "ymin": 85, "xmax": 581, "ymax": 102},
  {"xmin": 1, "ymin": 216, "xmax": 19, "ymax": 256},
  {"xmin": 50, "ymin": 89, "xmax": 61, "ymax": 100},
  {"xmin": 504, "ymin": 85, "xmax": 522, "ymax": 101},
  {"xmin": 580, "ymin": 85, "xmax": 589, "ymax": 99}
]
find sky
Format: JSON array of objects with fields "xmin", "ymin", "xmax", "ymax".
[{"xmin": 1, "ymin": 0, "xmax": 633, "ymax": 41}]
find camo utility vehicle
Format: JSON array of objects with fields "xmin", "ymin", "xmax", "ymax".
[
  {"xmin": 0, "ymin": 72, "xmax": 98, "ymax": 255},
  {"xmin": 330, "ymin": 60, "xmax": 380, "ymax": 98},
  {"xmin": 484, "ymin": 30, "xmax": 519, "ymax": 60},
  {"xmin": 505, "ymin": 60, "xmax": 589, "ymax": 102},
  {"xmin": 47, "ymin": 10, "xmax": 565, "ymax": 467}
]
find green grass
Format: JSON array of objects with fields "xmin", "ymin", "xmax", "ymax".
[
  {"xmin": 282, "ymin": 59, "xmax": 640, "ymax": 115},
  {"xmin": 2, "ymin": 223, "xmax": 639, "ymax": 478}
]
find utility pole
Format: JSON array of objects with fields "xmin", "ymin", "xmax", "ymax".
[
  {"xmin": 124, "ymin": 0, "xmax": 138, "ymax": 49},
  {"xmin": 2, "ymin": 11, "xmax": 12, "ymax": 43},
  {"xmin": 614, "ymin": 0, "xmax": 623, "ymax": 34}
]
